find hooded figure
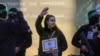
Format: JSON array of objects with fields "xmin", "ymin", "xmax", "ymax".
[
  {"xmin": 72, "ymin": 10, "xmax": 100, "ymax": 56},
  {"xmin": 0, "ymin": 4, "xmax": 16, "ymax": 56},
  {"xmin": 8, "ymin": 8, "xmax": 32, "ymax": 56}
]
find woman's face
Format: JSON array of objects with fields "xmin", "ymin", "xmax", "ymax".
[{"xmin": 47, "ymin": 16, "xmax": 56, "ymax": 28}]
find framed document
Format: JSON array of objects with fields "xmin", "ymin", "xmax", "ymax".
[{"xmin": 42, "ymin": 38, "xmax": 58, "ymax": 52}]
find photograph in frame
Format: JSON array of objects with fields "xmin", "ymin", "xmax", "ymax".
[{"xmin": 42, "ymin": 38, "xmax": 58, "ymax": 52}]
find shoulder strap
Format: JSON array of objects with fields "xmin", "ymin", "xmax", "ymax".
[{"xmin": 50, "ymin": 31, "xmax": 56, "ymax": 38}]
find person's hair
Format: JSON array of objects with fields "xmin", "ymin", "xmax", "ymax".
[
  {"xmin": 44, "ymin": 14, "xmax": 61, "ymax": 33},
  {"xmin": 0, "ymin": 3, "xmax": 7, "ymax": 19}
]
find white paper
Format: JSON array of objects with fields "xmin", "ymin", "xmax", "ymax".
[
  {"xmin": 42, "ymin": 38, "xmax": 58, "ymax": 52},
  {"xmin": 87, "ymin": 31, "xmax": 94, "ymax": 40}
]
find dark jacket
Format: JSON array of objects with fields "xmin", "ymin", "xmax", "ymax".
[
  {"xmin": 15, "ymin": 23, "xmax": 32, "ymax": 56},
  {"xmin": 0, "ymin": 19, "xmax": 16, "ymax": 56},
  {"xmin": 72, "ymin": 24, "xmax": 100, "ymax": 56},
  {"xmin": 16, "ymin": 31, "xmax": 32, "ymax": 56},
  {"xmin": 8, "ymin": 15, "xmax": 32, "ymax": 56},
  {"xmin": 35, "ymin": 15, "xmax": 68, "ymax": 56}
]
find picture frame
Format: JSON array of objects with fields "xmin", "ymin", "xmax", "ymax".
[{"xmin": 42, "ymin": 38, "xmax": 58, "ymax": 52}]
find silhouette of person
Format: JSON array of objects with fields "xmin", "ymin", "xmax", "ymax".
[
  {"xmin": 72, "ymin": 10, "xmax": 100, "ymax": 56},
  {"xmin": 8, "ymin": 8, "xmax": 32, "ymax": 56}
]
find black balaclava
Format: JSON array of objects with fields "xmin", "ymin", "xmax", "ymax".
[
  {"xmin": 88, "ymin": 10, "xmax": 99, "ymax": 25},
  {"xmin": 8, "ymin": 8, "xmax": 21, "ymax": 24},
  {"xmin": 0, "ymin": 4, "xmax": 7, "ymax": 19},
  {"xmin": 8, "ymin": 8, "xmax": 19, "ymax": 19},
  {"xmin": 8, "ymin": 8, "xmax": 26, "ymax": 24}
]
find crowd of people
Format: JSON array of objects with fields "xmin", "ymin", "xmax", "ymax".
[{"xmin": 0, "ymin": 3, "xmax": 100, "ymax": 56}]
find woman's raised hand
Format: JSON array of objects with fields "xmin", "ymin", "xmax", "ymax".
[{"xmin": 40, "ymin": 7, "xmax": 49, "ymax": 16}]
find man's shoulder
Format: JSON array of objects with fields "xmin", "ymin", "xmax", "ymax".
[
  {"xmin": 80, "ymin": 24, "xmax": 89, "ymax": 28},
  {"xmin": 78, "ymin": 24, "xmax": 89, "ymax": 30}
]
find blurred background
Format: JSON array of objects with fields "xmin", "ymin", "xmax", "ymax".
[{"xmin": 0, "ymin": 0, "xmax": 100, "ymax": 56}]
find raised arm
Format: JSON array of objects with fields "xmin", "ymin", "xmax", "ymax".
[{"xmin": 35, "ymin": 7, "xmax": 49, "ymax": 35}]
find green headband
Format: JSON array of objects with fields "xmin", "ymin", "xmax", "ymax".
[
  {"xmin": 8, "ymin": 11, "xmax": 17, "ymax": 15},
  {"xmin": 0, "ymin": 9, "xmax": 6, "ymax": 13},
  {"xmin": 89, "ymin": 12, "xmax": 98, "ymax": 18}
]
